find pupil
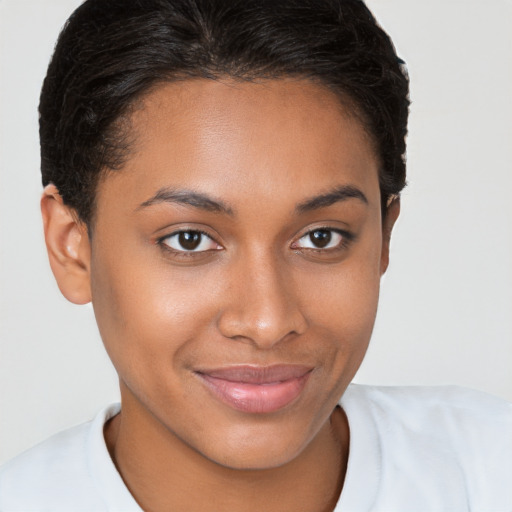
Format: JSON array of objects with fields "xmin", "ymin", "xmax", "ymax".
[
  {"xmin": 179, "ymin": 231, "xmax": 201, "ymax": 250},
  {"xmin": 310, "ymin": 230, "xmax": 331, "ymax": 248}
]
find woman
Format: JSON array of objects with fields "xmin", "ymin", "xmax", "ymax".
[{"xmin": 0, "ymin": 1, "xmax": 510, "ymax": 510}]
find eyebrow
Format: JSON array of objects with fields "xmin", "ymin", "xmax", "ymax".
[
  {"xmin": 137, "ymin": 187, "xmax": 234, "ymax": 215},
  {"xmin": 138, "ymin": 184, "xmax": 368, "ymax": 216},
  {"xmin": 296, "ymin": 185, "xmax": 368, "ymax": 213}
]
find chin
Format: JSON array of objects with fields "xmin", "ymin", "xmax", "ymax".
[
  {"xmin": 193, "ymin": 414, "xmax": 325, "ymax": 471},
  {"xmin": 207, "ymin": 442, "xmax": 305, "ymax": 471}
]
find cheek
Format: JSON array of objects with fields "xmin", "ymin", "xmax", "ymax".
[
  {"xmin": 307, "ymin": 239, "xmax": 381, "ymax": 328},
  {"xmin": 89, "ymin": 245, "xmax": 222, "ymax": 377},
  {"xmin": 304, "ymin": 240, "xmax": 382, "ymax": 371},
  {"xmin": 315, "ymin": 277, "xmax": 379, "ymax": 368}
]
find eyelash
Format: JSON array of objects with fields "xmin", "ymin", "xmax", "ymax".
[
  {"xmin": 156, "ymin": 226, "xmax": 355, "ymax": 259},
  {"xmin": 292, "ymin": 227, "xmax": 355, "ymax": 253},
  {"xmin": 157, "ymin": 229, "xmax": 221, "ymax": 258}
]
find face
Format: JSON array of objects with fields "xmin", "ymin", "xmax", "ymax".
[{"xmin": 89, "ymin": 79, "xmax": 389, "ymax": 469}]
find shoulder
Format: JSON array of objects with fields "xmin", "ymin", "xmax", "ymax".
[
  {"xmin": 343, "ymin": 383, "xmax": 512, "ymax": 425},
  {"xmin": 339, "ymin": 385, "xmax": 512, "ymax": 510},
  {"xmin": 342, "ymin": 384, "xmax": 512, "ymax": 457},
  {"xmin": 0, "ymin": 404, "xmax": 122, "ymax": 511}
]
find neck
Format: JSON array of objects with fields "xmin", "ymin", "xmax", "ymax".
[{"xmin": 104, "ymin": 386, "xmax": 349, "ymax": 512}]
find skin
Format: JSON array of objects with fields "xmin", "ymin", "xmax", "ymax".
[{"xmin": 41, "ymin": 78, "xmax": 399, "ymax": 512}]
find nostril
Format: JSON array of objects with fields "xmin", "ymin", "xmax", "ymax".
[{"xmin": 217, "ymin": 298, "xmax": 307, "ymax": 349}]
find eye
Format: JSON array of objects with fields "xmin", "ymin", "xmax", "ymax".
[
  {"xmin": 292, "ymin": 228, "xmax": 350, "ymax": 250},
  {"xmin": 160, "ymin": 230, "xmax": 221, "ymax": 253}
]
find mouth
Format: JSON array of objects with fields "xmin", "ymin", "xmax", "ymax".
[{"xmin": 195, "ymin": 365, "xmax": 313, "ymax": 414}]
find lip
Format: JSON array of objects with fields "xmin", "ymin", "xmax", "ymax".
[{"xmin": 195, "ymin": 365, "xmax": 313, "ymax": 414}]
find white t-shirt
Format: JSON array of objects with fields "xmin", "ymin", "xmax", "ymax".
[{"xmin": 1, "ymin": 385, "xmax": 511, "ymax": 511}]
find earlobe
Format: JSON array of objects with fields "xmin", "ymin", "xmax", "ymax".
[
  {"xmin": 380, "ymin": 197, "xmax": 400, "ymax": 275},
  {"xmin": 41, "ymin": 184, "xmax": 92, "ymax": 305}
]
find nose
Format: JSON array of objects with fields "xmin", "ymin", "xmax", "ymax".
[{"xmin": 217, "ymin": 252, "xmax": 308, "ymax": 349}]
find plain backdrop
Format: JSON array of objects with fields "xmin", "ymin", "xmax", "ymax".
[{"xmin": 1, "ymin": 0, "xmax": 511, "ymax": 465}]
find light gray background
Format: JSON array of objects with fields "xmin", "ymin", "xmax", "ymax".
[{"xmin": 1, "ymin": 0, "xmax": 511, "ymax": 464}]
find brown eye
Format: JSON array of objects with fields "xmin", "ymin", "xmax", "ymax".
[
  {"xmin": 161, "ymin": 230, "xmax": 220, "ymax": 253},
  {"xmin": 309, "ymin": 229, "xmax": 331, "ymax": 248},
  {"xmin": 292, "ymin": 228, "xmax": 350, "ymax": 251},
  {"xmin": 179, "ymin": 231, "xmax": 201, "ymax": 250}
]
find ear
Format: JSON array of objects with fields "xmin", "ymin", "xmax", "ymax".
[
  {"xmin": 380, "ymin": 197, "xmax": 400, "ymax": 275},
  {"xmin": 41, "ymin": 184, "xmax": 92, "ymax": 304}
]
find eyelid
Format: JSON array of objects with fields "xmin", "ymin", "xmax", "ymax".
[
  {"xmin": 291, "ymin": 226, "xmax": 355, "ymax": 251},
  {"xmin": 157, "ymin": 228, "xmax": 223, "ymax": 254}
]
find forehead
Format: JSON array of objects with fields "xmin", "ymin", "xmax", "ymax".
[{"xmin": 96, "ymin": 78, "xmax": 380, "ymax": 216}]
